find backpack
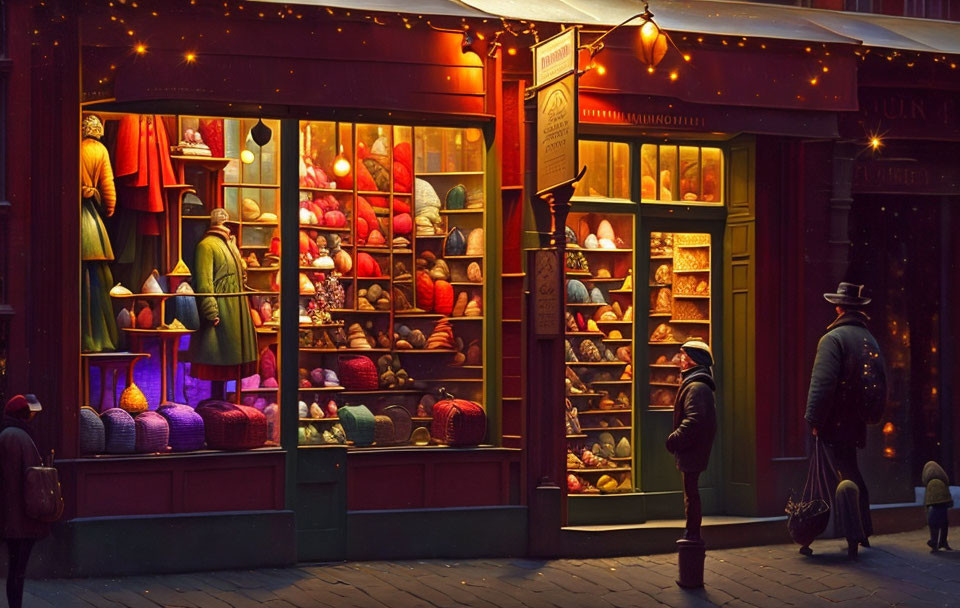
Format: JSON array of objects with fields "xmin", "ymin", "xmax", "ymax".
[
  {"xmin": 854, "ymin": 336, "xmax": 887, "ymax": 425},
  {"xmin": 24, "ymin": 448, "xmax": 64, "ymax": 523}
]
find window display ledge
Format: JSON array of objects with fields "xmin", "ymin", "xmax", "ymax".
[{"xmin": 62, "ymin": 445, "xmax": 284, "ymax": 463}]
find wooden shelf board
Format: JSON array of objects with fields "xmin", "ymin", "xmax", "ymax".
[
  {"xmin": 241, "ymin": 387, "xmax": 278, "ymax": 393},
  {"xmin": 225, "ymin": 183, "xmax": 280, "ymax": 189},
  {"xmin": 299, "ymin": 348, "xmax": 390, "ymax": 353},
  {"xmin": 673, "ymin": 269, "xmax": 710, "ymax": 274},
  {"xmin": 649, "ymin": 382, "xmax": 679, "ymax": 388},
  {"xmin": 650, "ymin": 363, "xmax": 681, "ymax": 368},
  {"xmin": 299, "ymin": 417, "xmax": 340, "ymax": 422},
  {"xmin": 671, "ymin": 319, "xmax": 710, "ymax": 324},
  {"xmin": 674, "ymin": 294, "xmax": 711, "ymax": 299},
  {"xmin": 411, "ymin": 417, "xmax": 433, "ymax": 422},
  {"xmin": 299, "ymin": 187, "xmax": 353, "ymax": 194},
  {"xmin": 397, "ymin": 349, "xmax": 459, "ymax": 354},
  {"xmin": 566, "ymin": 332, "xmax": 605, "ymax": 337},
  {"xmin": 417, "ymin": 171, "xmax": 484, "ymax": 176},
  {"xmin": 579, "ymin": 426, "xmax": 631, "ymax": 432},
  {"xmin": 579, "ymin": 249, "xmax": 632, "ymax": 254},
  {"xmin": 439, "ymin": 209, "xmax": 484, "ymax": 215},
  {"xmin": 577, "ymin": 409, "xmax": 631, "ymax": 415},
  {"xmin": 299, "ymin": 224, "xmax": 352, "ymax": 232},
  {"xmin": 298, "ymin": 387, "xmax": 346, "ymax": 392},
  {"xmin": 340, "ymin": 389, "xmax": 425, "ymax": 395},
  {"xmin": 601, "ymin": 338, "xmax": 632, "ymax": 343},
  {"xmin": 447, "ymin": 316, "xmax": 483, "ymax": 321},
  {"xmin": 566, "ymin": 395, "xmax": 608, "ymax": 400},
  {"xmin": 566, "ymin": 434, "xmax": 588, "ymax": 439},
  {"xmin": 590, "ymin": 380, "xmax": 633, "ymax": 385},
  {"xmin": 566, "ymin": 361, "xmax": 628, "ymax": 367},
  {"xmin": 649, "ymin": 312, "xmax": 672, "ymax": 317},
  {"xmin": 649, "ymin": 341, "xmax": 683, "ymax": 345},
  {"xmin": 568, "ymin": 467, "xmax": 632, "ymax": 473}
]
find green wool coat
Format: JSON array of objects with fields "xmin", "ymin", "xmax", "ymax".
[{"xmin": 188, "ymin": 228, "xmax": 258, "ymax": 368}]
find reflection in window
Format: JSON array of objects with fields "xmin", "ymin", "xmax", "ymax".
[{"xmin": 573, "ymin": 140, "xmax": 631, "ymax": 199}]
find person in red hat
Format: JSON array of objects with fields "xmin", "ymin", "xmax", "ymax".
[{"xmin": 0, "ymin": 394, "xmax": 49, "ymax": 608}]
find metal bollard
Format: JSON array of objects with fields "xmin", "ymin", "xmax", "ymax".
[{"xmin": 676, "ymin": 538, "xmax": 706, "ymax": 588}]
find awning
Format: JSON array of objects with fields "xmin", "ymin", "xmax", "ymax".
[{"xmin": 257, "ymin": 0, "xmax": 960, "ymax": 55}]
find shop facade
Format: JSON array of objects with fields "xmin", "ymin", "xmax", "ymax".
[{"xmin": 4, "ymin": 0, "xmax": 960, "ymax": 577}]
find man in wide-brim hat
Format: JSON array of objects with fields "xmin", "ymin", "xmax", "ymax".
[{"xmin": 805, "ymin": 282, "xmax": 887, "ymax": 547}]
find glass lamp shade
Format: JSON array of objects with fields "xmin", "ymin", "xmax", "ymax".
[{"xmin": 637, "ymin": 20, "xmax": 668, "ymax": 67}]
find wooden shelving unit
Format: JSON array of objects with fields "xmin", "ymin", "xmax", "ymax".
[
  {"xmin": 296, "ymin": 121, "xmax": 487, "ymax": 447},
  {"xmin": 564, "ymin": 212, "xmax": 635, "ymax": 496}
]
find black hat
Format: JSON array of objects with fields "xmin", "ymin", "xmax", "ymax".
[{"xmin": 824, "ymin": 282, "xmax": 871, "ymax": 307}]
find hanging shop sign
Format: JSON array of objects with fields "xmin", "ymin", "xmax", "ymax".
[
  {"xmin": 533, "ymin": 27, "xmax": 577, "ymax": 89},
  {"xmin": 532, "ymin": 28, "xmax": 579, "ymax": 195}
]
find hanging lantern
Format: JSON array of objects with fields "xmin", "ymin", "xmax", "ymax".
[
  {"xmin": 250, "ymin": 118, "xmax": 272, "ymax": 147},
  {"xmin": 240, "ymin": 149, "xmax": 255, "ymax": 165},
  {"xmin": 636, "ymin": 16, "xmax": 668, "ymax": 67}
]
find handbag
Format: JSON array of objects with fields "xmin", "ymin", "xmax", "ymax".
[
  {"xmin": 24, "ymin": 448, "xmax": 64, "ymax": 523},
  {"xmin": 785, "ymin": 437, "xmax": 837, "ymax": 553}
]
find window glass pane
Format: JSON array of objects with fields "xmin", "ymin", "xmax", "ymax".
[
  {"xmin": 659, "ymin": 145, "xmax": 677, "ymax": 202},
  {"xmin": 640, "ymin": 144, "xmax": 657, "ymax": 200},
  {"xmin": 574, "ymin": 140, "xmax": 608, "ymax": 198},
  {"xmin": 611, "ymin": 142, "xmax": 631, "ymax": 199},
  {"xmin": 701, "ymin": 148, "xmax": 722, "ymax": 203},
  {"xmin": 678, "ymin": 146, "xmax": 700, "ymax": 202},
  {"xmin": 79, "ymin": 112, "xmax": 282, "ymax": 456}
]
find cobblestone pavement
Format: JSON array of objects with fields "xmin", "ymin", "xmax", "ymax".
[{"xmin": 21, "ymin": 528, "xmax": 960, "ymax": 607}]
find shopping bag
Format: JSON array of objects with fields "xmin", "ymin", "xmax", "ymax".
[{"xmin": 785, "ymin": 437, "xmax": 837, "ymax": 553}]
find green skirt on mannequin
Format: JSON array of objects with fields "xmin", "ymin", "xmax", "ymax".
[{"xmin": 81, "ymin": 197, "xmax": 118, "ymax": 352}]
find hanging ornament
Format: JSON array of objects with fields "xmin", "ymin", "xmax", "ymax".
[{"xmin": 251, "ymin": 118, "xmax": 272, "ymax": 147}]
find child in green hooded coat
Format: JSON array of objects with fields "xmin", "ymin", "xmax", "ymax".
[{"xmin": 922, "ymin": 461, "xmax": 953, "ymax": 552}]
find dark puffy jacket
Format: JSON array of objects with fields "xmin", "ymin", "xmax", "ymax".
[
  {"xmin": 0, "ymin": 417, "xmax": 51, "ymax": 540},
  {"xmin": 666, "ymin": 366, "xmax": 717, "ymax": 473},
  {"xmin": 804, "ymin": 312, "xmax": 885, "ymax": 448}
]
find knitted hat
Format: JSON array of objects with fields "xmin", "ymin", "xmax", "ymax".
[
  {"xmin": 4, "ymin": 394, "xmax": 42, "ymax": 418},
  {"xmin": 681, "ymin": 340, "xmax": 713, "ymax": 367}
]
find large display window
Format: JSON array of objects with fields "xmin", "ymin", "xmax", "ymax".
[
  {"xmin": 296, "ymin": 121, "xmax": 487, "ymax": 448},
  {"xmin": 79, "ymin": 112, "xmax": 282, "ymax": 456}
]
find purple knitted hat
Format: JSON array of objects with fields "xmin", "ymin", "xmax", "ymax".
[
  {"xmin": 157, "ymin": 403, "xmax": 205, "ymax": 452},
  {"xmin": 101, "ymin": 408, "xmax": 136, "ymax": 454},
  {"xmin": 135, "ymin": 411, "xmax": 170, "ymax": 453}
]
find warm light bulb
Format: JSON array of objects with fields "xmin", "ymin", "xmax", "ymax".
[
  {"xmin": 596, "ymin": 64, "xmax": 606, "ymax": 75},
  {"xmin": 333, "ymin": 154, "xmax": 351, "ymax": 177},
  {"xmin": 669, "ymin": 71, "xmax": 678, "ymax": 81},
  {"xmin": 809, "ymin": 77, "xmax": 818, "ymax": 85},
  {"xmin": 822, "ymin": 66, "xmax": 829, "ymax": 73},
  {"xmin": 134, "ymin": 43, "xmax": 147, "ymax": 55},
  {"xmin": 647, "ymin": 66, "xmax": 655, "ymax": 74},
  {"xmin": 882, "ymin": 422, "xmax": 895, "ymax": 434},
  {"xmin": 240, "ymin": 149, "xmax": 255, "ymax": 164},
  {"xmin": 683, "ymin": 54, "xmax": 691, "ymax": 62},
  {"xmin": 870, "ymin": 137, "xmax": 881, "ymax": 150},
  {"xmin": 185, "ymin": 51, "xmax": 197, "ymax": 63},
  {"xmin": 507, "ymin": 47, "xmax": 517, "ymax": 56}
]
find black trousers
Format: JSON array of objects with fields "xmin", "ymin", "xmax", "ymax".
[
  {"xmin": 682, "ymin": 471, "xmax": 702, "ymax": 540},
  {"xmin": 5, "ymin": 539, "xmax": 34, "ymax": 608},
  {"xmin": 826, "ymin": 442, "xmax": 873, "ymax": 538},
  {"xmin": 928, "ymin": 505, "xmax": 949, "ymax": 548}
]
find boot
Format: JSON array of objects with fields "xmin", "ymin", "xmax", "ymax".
[
  {"xmin": 928, "ymin": 525, "xmax": 939, "ymax": 552},
  {"xmin": 939, "ymin": 526, "xmax": 951, "ymax": 551},
  {"xmin": 847, "ymin": 539, "xmax": 858, "ymax": 559}
]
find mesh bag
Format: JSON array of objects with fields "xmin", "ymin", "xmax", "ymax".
[{"xmin": 785, "ymin": 437, "xmax": 837, "ymax": 552}]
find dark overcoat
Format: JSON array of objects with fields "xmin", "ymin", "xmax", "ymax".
[
  {"xmin": 804, "ymin": 312, "xmax": 885, "ymax": 448},
  {"xmin": 0, "ymin": 418, "xmax": 51, "ymax": 540},
  {"xmin": 666, "ymin": 366, "xmax": 717, "ymax": 473}
]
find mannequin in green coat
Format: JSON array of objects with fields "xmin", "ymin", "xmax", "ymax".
[{"xmin": 188, "ymin": 208, "xmax": 258, "ymax": 382}]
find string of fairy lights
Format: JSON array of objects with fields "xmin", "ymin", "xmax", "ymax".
[{"xmin": 31, "ymin": 0, "xmax": 959, "ymax": 151}]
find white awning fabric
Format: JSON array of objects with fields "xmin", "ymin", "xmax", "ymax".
[{"xmin": 256, "ymin": 0, "xmax": 960, "ymax": 54}]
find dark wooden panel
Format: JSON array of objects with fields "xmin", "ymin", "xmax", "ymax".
[
  {"xmin": 183, "ymin": 466, "xmax": 278, "ymax": 512},
  {"xmin": 62, "ymin": 450, "xmax": 286, "ymax": 518},
  {"xmin": 82, "ymin": 471, "xmax": 174, "ymax": 517},
  {"xmin": 346, "ymin": 448, "xmax": 520, "ymax": 511},
  {"xmin": 429, "ymin": 461, "xmax": 503, "ymax": 507},
  {"xmin": 348, "ymin": 463, "xmax": 426, "ymax": 510}
]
